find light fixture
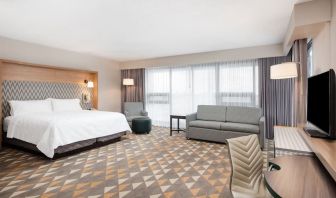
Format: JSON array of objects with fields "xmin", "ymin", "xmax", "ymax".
[
  {"xmin": 82, "ymin": 92, "xmax": 91, "ymax": 103},
  {"xmin": 271, "ymin": 62, "xmax": 298, "ymax": 79},
  {"xmin": 87, "ymin": 81, "xmax": 94, "ymax": 88},
  {"xmin": 123, "ymin": 78, "xmax": 134, "ymax": 86},
  {"xmin": 84, "ymin": 80, "xmax": 94, "ymax": 88}
]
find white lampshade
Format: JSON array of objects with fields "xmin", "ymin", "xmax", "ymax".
[
  {"xmin": 123, "ymin": 78, "xmax": 134, "ymax": 86},
  {"xmin": 271, "ymin": 62, "xmax": 298, "ymax": 79},
  {"xmin": 87, "ymin": 81, "xmax": 94, "ymax": 88}
]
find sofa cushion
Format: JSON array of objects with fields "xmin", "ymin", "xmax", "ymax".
[
  {"xmin": 226, "ymin": 106, "xmax": 262, "ymax": 125},
  {"xmin": 197, "ymin": 105, "xmax": 226, "ymax": 122},
  {"xmin": 220, "ymin": 122, "xmax": 259, "ymax": 134},
  {"xmin": 189, "ymin": 120, "xmax": 222, "ymax": 130}
]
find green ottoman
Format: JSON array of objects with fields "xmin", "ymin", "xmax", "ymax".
[{"xmin": 132, "ymin": 117, "xmax": 152, "ymax": 134}]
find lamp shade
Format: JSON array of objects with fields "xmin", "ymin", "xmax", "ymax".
[
  {"xmin": 270, "ymin": 62, "xmax": 298, "ymax": 79},
  {"xmin": 87, "ymin": 81, "xmax": 94, "ymax": 88},
  {"xmin": 123, "ymin": 78, "xmax": 134, "ymax": 86}
]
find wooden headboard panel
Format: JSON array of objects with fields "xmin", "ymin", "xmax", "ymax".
[{"xmin": 0, "ymin": 59, "xmax": 98, "ymax": 148}]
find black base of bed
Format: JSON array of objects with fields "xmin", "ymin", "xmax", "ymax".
[{"xmin": 2, "ymin": 131, "xmax": 127, "ymax": 159}]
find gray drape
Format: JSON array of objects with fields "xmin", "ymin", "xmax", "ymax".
[
  {"xmin": 121, "ymin": 69, "xmax": 145, "ymax": 113},
  {"xmin": 292, "ymin": 39, "xmax": 308, "ymax": 127},
  {"xmin": 259, "ymin": 55, "xmax": 294, "ymax": 139}
]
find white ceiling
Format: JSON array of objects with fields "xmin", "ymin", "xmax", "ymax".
[{"xmin": 0, "ymin": 0, "xmax": 303, "ymax": 61}]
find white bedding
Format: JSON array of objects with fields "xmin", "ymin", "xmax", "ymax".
[{"xmin": 6, "ymin": 110, "xmax": 131, "ymax": 158}]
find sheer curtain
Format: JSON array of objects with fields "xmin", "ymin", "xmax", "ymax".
[
  {"xmin": 171, "ymin": 66, "xmax": 193, "ymax": 116},
  {"xmin": 219, "ymin": 60, "xmax": 259, "ymax": 106},
  {"xmin": 193, "ymin": 64, "xmax": 217, "ymax": 109},
  {"xmin": 145, "ymin": 67, "xmax": 170, "ymax": 126},
  {"xmin": 145, "ymin": 60, "xmax": 259, "ymax": 127}
]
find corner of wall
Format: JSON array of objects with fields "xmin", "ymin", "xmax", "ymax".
[
  {"xmin": 313, "ymin": 22, "xmax": 331, "ymax": 74},
  {"xmin": 283, "ymin": 0, "xmax": 331, "ymax": 54}
]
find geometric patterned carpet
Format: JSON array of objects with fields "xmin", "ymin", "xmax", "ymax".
[{"xmin": 0, "ymin": 127, "xmax": 268, "ymax": 198}]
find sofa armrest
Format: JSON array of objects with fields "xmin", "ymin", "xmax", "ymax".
[
  {"xmin": 259, "ymin": 116, "xmax": 265, "ymax": 149},
  {"xmin": 186, "ymin": 113, "xmax": 197, "ymax": 136},
  {"xmin": 141, "ymin": 110, "xmax": 148, "ymax": 116}
]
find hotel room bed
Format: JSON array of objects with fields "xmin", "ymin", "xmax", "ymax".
[
  {"xmin": 0, "ymin": 79, "xmax": 132, "ymax": 158},
  {"xmin": 3, "ymin": 110, "xmax": 131, "ymax": 158}
]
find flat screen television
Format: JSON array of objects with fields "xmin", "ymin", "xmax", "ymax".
[{"xmin": 305, "ymin": 69, "xmax": 336, "ymax": 139}]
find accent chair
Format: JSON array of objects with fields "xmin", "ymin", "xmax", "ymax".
[{"xmin": 124, "ymin": 102, "xmax": 149, "ymax": 126}]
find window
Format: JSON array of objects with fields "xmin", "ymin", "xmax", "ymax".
[
  {"xmin": 145, "ymin": 60, "xmax": 259, "ymax": 127},
  {"xmin": 219, "ymin": 61, "xmax": 259, "ymax": 107},
  {"xmin": 307, "ymin": 40, "xmax": 313, "ymax": 77},
  {"xmin": 145, "ymin": 68, "xmax": 170, "ymax": 126},
  {"xmin": 192, "ymin": 65, "xmax": 217, "ymax": 110}
]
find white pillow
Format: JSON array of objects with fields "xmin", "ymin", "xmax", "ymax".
[
  {"xmin": 50, "ymin": 98, "xmax": 82, "ymax": 112},
  {"xmin": 9, "ymin": 100, "xmax": 53, "ymax": 116}
]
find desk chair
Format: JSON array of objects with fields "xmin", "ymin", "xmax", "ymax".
[{"xmin": 227, "ymin": 134, "xmax": 269, "ymax": 198}]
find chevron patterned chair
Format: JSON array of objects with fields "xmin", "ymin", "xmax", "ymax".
[{"xmin": 227, "ymin": 134, "xmax": 269, "ymax": 198}]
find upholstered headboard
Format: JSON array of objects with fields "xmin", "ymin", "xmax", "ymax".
[{"xmin": 1, "ymin": 80, "xmax": 93, "ymax": 118}]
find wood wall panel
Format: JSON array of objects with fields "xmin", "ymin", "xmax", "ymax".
[{"xmin": 0, "ymin": 59, "xmax": 99, "ymax": 149}]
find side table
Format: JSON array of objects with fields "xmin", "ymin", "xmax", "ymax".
[{"xmin": 170, "ymin": 115, "xmax": 186, "ymax": 136}]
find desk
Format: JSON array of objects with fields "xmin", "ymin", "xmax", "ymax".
[
  {"xmin": 274, "ymin": 126, "xmax": 312, "ymax": 156},
  {"xmin": 297, "ymin": 127, "xmax": 336, "ymax": 181},
  {"xmin": 265, "ymin": 156, "xmax": 336, "ymax": 198},
  {"xmin": 274, "ymin": 126, "xmax": 336, "ymax": 181}
]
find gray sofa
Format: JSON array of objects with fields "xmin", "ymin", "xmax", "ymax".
[{"xmin": 186, "ymin": 105, "xmax": 265, "ymax": 148}]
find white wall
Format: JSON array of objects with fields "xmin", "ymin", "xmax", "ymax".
[
  {"xmin": 313, "ymin": 23, "xmax": 331, "ymax": 73},
  {"xmin": 0, "ymin": 36, "xmax": 122, "ymax": 112},
  {"xmin": 312, "ymin": 0, "xmax": 336, "ymax": 74},
  {"xmin": 331, "ymin": 0, "xmax": 336, "ymax": 67},
  {"xmin": 294, "ymin": 0, "xmax": 331, "ymax": 27},
  {"xmin": 121, "ymin": 44, "xmax": 284, "ymax": 69}
]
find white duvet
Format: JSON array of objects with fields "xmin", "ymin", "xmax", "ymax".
[{"xmin": 7, "ymin": 110, "xmax": 131, "ymax": 158}]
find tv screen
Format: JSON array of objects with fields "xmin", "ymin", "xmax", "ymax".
[{"xmin": 307, "ymin": 70, "xmax": 335, "ymax": 135}]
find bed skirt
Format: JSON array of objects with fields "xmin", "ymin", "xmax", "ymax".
[{"xmin": 2, "ymin": 131, "xmax": 127, "ymax": 158}]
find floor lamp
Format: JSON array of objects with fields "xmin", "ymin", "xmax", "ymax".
[
  {"xmin": 123, "ymin": 78, "xmax": 134, "ymax": 86},
  {"xmin": 270, "ymin": 62, "xmax": 298, "ymax": 133},
  {"xmin": 270, "ymin": 62, "xmax": 298, "ymax": 80}
]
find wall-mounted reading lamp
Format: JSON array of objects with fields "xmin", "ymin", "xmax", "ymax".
[
  {"xmin": 83, "ymin": 80, "xmax": 94, "ymax": 103},
  {"xmin": 84, "ymin": 80, "xmax": 94, "ymax": 88}
]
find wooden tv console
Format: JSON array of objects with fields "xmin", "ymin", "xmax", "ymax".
[
  {"xmin": 274, "ymin": 126, "xmax": 336, "ymax": 181},
  {"xmin": 297, "ymin": 127, "xmax": 336, "ymax": 181},
  {"xmin": 266, "ymin": 126, "xmax": 336, "ymax": 197}
]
